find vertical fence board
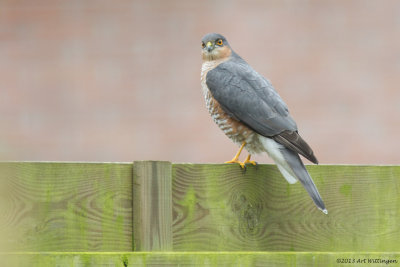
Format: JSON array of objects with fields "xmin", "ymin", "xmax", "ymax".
[{"xmin": 133, "ymin": 161, "xmax": 173, "ymax": 251}]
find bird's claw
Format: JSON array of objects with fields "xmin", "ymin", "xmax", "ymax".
[
  {"xmin": 225, "ymin": 147, "xmax": 256, "ymax": 170},
  {"xmin": 243, "ymin": 159, "xmax": 257, "ymax": 167},
  {"xmin": 224, "ymin": 158, "xmax": 257, "ymax": 170},
  {"xmin": 243, "ymin": 154, "xmax": 257, "ymax": 169},
  {"xmin": 224, "ymin": 159, "xmax": 246, "ymax": 169}
]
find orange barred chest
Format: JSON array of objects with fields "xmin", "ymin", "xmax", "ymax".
[
  {"xmin": 205, "ymin": 91, "xmax": 253, "ymax": 143},
  {"xmin": 201, "ymin": 61, "xmax": 264, "ymax": 154}
]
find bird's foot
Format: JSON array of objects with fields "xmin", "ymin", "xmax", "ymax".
[
  {"xmin": 225, "ymin": 155, "xmax": 256, "ymax": 169},
  {"xmin": 243, "ymin": 154, "xmax": 257, "ymax": 167},
  {"xmin": 224, "ymin": 142, "xmax": 247, "ymax": 169},
  {"xmin": 224, "ymin": 159, "xmax": 246, "ymax": 169}
]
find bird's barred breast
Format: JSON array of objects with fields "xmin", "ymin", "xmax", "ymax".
[{"xmin": 201, "ymin": 61, "xmax": 264, "ymax": 154}]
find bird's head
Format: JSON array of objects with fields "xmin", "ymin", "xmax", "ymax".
[{"xmin": 201, "ymin": 33, "xmax": 232, "ymax": 61}]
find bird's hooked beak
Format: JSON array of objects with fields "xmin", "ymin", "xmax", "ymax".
[{"xmin": 206, "ymin": 41, "xmax": 214, "ymax": 52}]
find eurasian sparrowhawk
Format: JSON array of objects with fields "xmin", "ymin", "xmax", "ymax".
[{"xmin": 200, "ymin": 33, "xmax": 327, "ymax": 214}]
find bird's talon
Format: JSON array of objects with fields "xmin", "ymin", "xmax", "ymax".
[
  {"xmin": 243, "ymin": 155, "xmax": 257, "ymax": 167},
  {"xmin": 225, "ymin": 159, "xmax": 246, "ymax": 169},
  {"xmin": 225, "ymin": 142, "xmax": 247, "ymax": 169},
  {"xmin": 245, "ymin": 160, "xmax": 257, "ymax": 166}
]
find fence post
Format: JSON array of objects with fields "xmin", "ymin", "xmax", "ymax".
[{"xmin": 132, "ymin": 161, "xmax": 173, "ymax": 251}]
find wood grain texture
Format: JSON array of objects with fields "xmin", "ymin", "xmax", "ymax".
[
  {"xmin": 0, "ymin": 162, "xmax": 132, "ymax": 251},
  {"xmin": 1, "ymin": 162, "xmax": 399, "ymax": 254},
  {"xmin": 133, "ymin": 161, "xmax": 172, "ymax": 251},
  {"xmin": 3, "ymin": 252, "xmax": 400, "ymax": 267},
  {"xmin": 172, "ymin": 164, "xmax": 400, "ymax": 252}
]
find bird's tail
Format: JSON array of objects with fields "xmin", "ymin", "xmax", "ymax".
[
  {"xmin": 280, "ymin": 148, "xmax": 328, "ymax": 214},
  {"xmin": 260, "ymin": 137, "xmax": 328, "ymax": 214}
]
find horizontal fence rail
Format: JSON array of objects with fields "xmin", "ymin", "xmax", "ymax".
[
  {"xmin": 3, "ymin": 252, "xmax": 400, "ymax": 267},
  {"xmin": 0, "ymin": 161, "xmax": 399, "ymax": 266}
]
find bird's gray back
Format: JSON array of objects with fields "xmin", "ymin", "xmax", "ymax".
[{"xmin": 206, "ymin": 56, "xmax": 298, "ymax": 137}]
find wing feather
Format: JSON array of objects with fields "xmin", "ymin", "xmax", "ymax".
[
  {"xmin": 206, "ymin": 58, "xmax": 297, "ymax": 136},
  {"xmin": 206, "ymin": 57, "xmax": 318, "ymax": 163},
  {"xmin": 273, "ymin": 131, "xmax": 318, "ymax": 164}
]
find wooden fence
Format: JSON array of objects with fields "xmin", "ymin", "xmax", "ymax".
[{"xmin": 0, "ymin": 161, "xmax": 399, "ymax": 266}]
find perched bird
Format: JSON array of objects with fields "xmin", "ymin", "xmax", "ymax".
[{"xmin": 200, "ymin": 33, "xmax": 327, "ymax": 214}]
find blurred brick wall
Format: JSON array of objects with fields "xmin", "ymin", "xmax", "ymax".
[{"xmin": 0, "ymin": 0, "xmax": 399, "ymax": 164}]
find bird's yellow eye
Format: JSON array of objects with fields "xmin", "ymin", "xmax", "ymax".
[
  {"xmin": 216, "ymin": 39, "xmax": 223, "ymax": 46},
  {"xmin": 202, "ymin": 42, "xmax": 205, "ymax": 48}
]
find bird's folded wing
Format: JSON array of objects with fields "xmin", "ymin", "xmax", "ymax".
[
  {"xmin": 206, "ymin": 60, "xmax": 297, "ymax": 137},
  {"xmin": 273, "ymin": 131, "xmax": 318, "ymax": 164},
  {"xmin": 206, "ymin": 59, "xmax": 318, "ymax": 163}
]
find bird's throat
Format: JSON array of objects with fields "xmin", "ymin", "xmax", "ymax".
[{"xmin": 202, "ymin": 46, "xmax": 232, "ymax": 61}]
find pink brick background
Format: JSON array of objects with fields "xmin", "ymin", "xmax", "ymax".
[{"xmin": 1, "ymin": 0, "xmax": 399, "ymax": 164}]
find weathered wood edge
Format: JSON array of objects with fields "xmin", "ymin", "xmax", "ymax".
[
  {"xmin": 1, "ymin": 161, "xmax": 397, "ymax": 166},
  {"xmin": 132, "ymin": 161, "xmax": 173, "ymax": 251},
  {"xmin": 2, "ymin": 252, "xmax": 400, "ymax": 267}
]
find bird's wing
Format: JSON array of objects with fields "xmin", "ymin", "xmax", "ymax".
[
  {"xmin": 273, "ymin": 131, "xmax": 318, "ymax": 164},
  {"xmin": 206, "ymin": 59, "xmax": 318, "ymax": 163},
  {"xmin": 206, "ymin": 59, "xmax": 297, "ymax": 136}
]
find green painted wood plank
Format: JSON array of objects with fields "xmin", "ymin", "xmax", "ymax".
[
  {"xmin": 2, "ymin": 252, "xmax": 400, "ymax": 267},
  {"xmin": 1, "ymin": 162, "xmax": 400, "ymax": 253},
  {"xmin": 0, "ymin": 162, "xmax": 133, "ymax": 251},
  {"xmin": 172, "ymin": 164, "xmax": 400, "ymax": 252},
  {"xmin": 133, "ymin": 161, "xmax": 173, "ymax": 251}
]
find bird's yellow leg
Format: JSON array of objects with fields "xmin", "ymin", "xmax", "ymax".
[
  {"xmin": 243, "ymin": 154, "xmax": 257, "ymax": 166},
  {"xmin": 225, "ymin": 142, "xmax": 246, "ymax": 168}
]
